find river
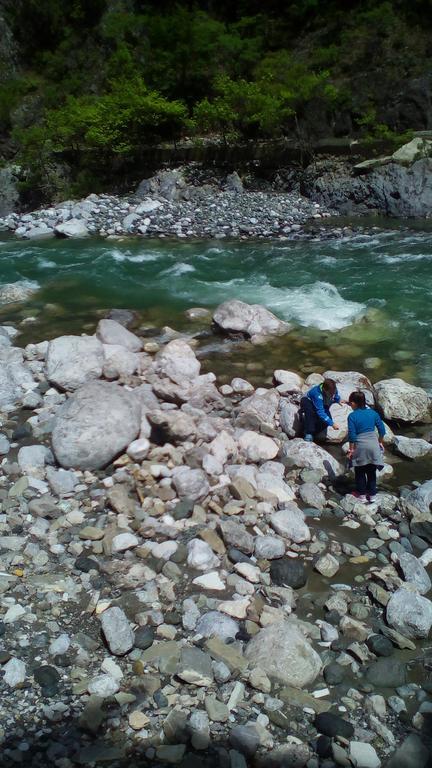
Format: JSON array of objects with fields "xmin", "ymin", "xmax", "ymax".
[{"xmin": 1, "ymin": 228, "xmax": 431, "ymax": 391}]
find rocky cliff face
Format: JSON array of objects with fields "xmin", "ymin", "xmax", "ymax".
[{"xmin": 0, "ymin": 11, "xmax": 17, "ymax": 83}]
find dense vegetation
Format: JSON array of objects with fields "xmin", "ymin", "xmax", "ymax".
[{"xmin": 1, "ymin": 0, "xmax": 431, "ymax": 196}]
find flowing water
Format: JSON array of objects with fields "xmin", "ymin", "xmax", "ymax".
[{"xmin": 1, "ymin": 227, "xmax": 431, "ymax": 390}]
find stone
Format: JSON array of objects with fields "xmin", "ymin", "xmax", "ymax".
[
  {"xmin": 404, "ymin": 480, "xmax": 432, "ymax": 516},
  {"xmin": 349, "ymin": 743, "xmax": 381, "ymax": 768},
  {"xmin": 239, "ymin": 431, "xmax": 279, "ymax": 462},
  {"xmin": 205, "ymin": 637, "xmax": 247, "ymax": 673},
  {"xmin": 324, "ymin": 662, "xmax": 344, "ymax": 686},
  {"xmin": 374, "ymin": 378, "xmax": 430, "ymax": 423},
  {"xmin": 244, "ymin": 622, "xmax": 322, "ymax": 688},
  {"xmin": 279, "ymin": 400, "xmax": 301, "ymax": 437},
  {"xmin": 55, "ymin": 218, "xmax": 89, "ymax": 238},
  {"xmin": 0, "ymin": 347, "xmax": 37, "ymax": 408},
  {"xmin": 134, "ymin": 626, "xmax": 155, "ymax": 651},
  {"xmin": 386, "ymin": 587, "xmax": 432, "ymax": 638},
  {"xmin": 172, "ymin": 467, "xmax": 209, "ymax": 500},
  {"xmin": 46, "ymin": 466, "xmax": 77, "ymax": 496},
  {"xmin": 0, "ymin": 434, "xmax": 10, "ymax": 454},
  {"xmin": 398, "ymin": 552, "xmax": 431, "ymax": 594},
  {"xmin": 249, "ymin": 667, "xmax": 272, "ymax": 693},
  {"xmin": 270, "ymin": 505, "xmax": 310, "ymax": 543},
  {"xmin": 213, "ymin": 299, "xmax": 290, "ymax": 339},
  {"xmin": 229, "ymin": 725, "xmax": 260, "ymax": 757},
  {"xmin": 385, "ymin": 734, "xmax": 429, "ymax": 768},
  {"xmin": 112, "ymin": 532, "xmax": 139, "ymax": 552},
  {"xmin": 254, "ymin": 536, "xmax": 285, "ymax": 560},
  {"xmin": 218, "ymin": 597, "xmax": 250, "ymax": 619},
  {"xmin": 126, "ymin": 438, "xmax": 150, "ymax": 462},
  {"xmin": 187, "ymin": 539, "xmax": 219, "ymax": 571},
  {"xmin": 189, "ymin": 711, "xmax": 210, "ymax": 750},
  {"xmin": 192, "ymin": 571, "xmax": 225, "ymax": 590},
  {"xmin": 238, "ymin": 389, "xmax": 280, "ymax": 425},
  {"xmin": 365, "ymin": 658, "xmax": 406, "ymax": 688},
  {"xmin": 155, "ymin": 339, "xmax": 200, "ymax": 384},
  {"xmin": 102, "ymin": 344, "xmax": 139, "ymax": 379},
  {"xmin": 270, "ymin": 558, "xmax": 307, "ymax": 589},
  {"xmin": 52, "ymin": 381, "xmax": 140, "ymax": 469},
  {"xmin": 281, "ymin": 438, "xmax": 343, "ymax": 478},
  {"xmin": 315, "ymin": 712, "xmax": 354, "ymax": 739},
  {"xmin": 88, "ymin": 674, "xmax": 120, "ymax": 697},
  {"xmin": 314, "ymin": 553, "xmax": 340, "ymax": 578},
  {"xmin": 3, "ymin": 658, "xmax": 26, "ymax": 687},
  {"xmin": 176, "ymin": 647, "xmax": 213, "ymax": 686},
  {"xmin": 100, "ymin": 607, "xmax": 134, "ymax": 655},
  {"xmin": 220, "ymin": 520, "xmax": 254, "ymax": 554},
  {"xmin": 196, "ymin": 612, "xmax": 239, "ymax": 641},
  {"xmin": 394, "ymin": 436, "xmax": 432, "ymax": 460},
  {"xmin": 96, "ymin": 319, "xmax": 142, "ymax": 351},
  {"xmin": 366, "ymin": 635, "xmax": 394, "ymax": 657},
  {"xmin": 129, "ymin": 710, "xmax": 149, "ymax": 730},
  {"xmin": 155, "ymin": 745, "xmax": 186, "ymax": 764},
  {"xmin": 46, "ymin": 335, "xmax": 104, "ymax": 391},
  {"xmin": 205, "ymin": 696, "xmax": 229, "ymax": 722},
  {"xmin": 17, "ymin": 444, "xmax": 53, "ymax": 472}
]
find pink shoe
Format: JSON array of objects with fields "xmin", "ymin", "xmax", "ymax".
[{"xmin": 352, "ymin": 491, "xmax": 367, "ymax": 502}]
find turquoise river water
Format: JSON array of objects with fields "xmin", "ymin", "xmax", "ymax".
[{"xmin": 0, "ymin": 228, "xmax": 431, "ymax": 393}]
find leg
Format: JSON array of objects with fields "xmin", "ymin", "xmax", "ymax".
[
  {"xmin": 354, "ymin": 466, "xmax": 367, "ymax": 495},
  {"xmin": 300, "ymin": 397, "xmax": 318, "ymax": 439},
  {"xmin": 365, "ymin": 464, "xmax": 377, "ymax": 496}
]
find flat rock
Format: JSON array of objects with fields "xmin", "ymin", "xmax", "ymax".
[{"xmin": 176, "ymin": 647, "xmax": 213, "ymax": 686}]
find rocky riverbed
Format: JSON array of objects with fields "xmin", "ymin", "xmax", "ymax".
[
  {"xmin": 0, "ymin": 298, "xmax": 431, "ymax": 768},
  {"xmin": 0, "ymin": 168, "xmax": 337, "ymax": 243}
]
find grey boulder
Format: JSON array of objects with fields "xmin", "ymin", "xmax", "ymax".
[
  {"xmin": 245, "ymin": 621, "xmax": 322, "ymax": 688},
  {"xmin": 281, "ymin": 438, "xmax": 343, "ymax": 478},
  {"xmin": 46, "ymin": 335, "xmax": 104, "ymax": 391},
  {"xmin": 96, "ymin": 319, "xmax": 143, "ymax": 352},
  {"xmin": 52, "ymin": 381, "xmax": 141, "ymax": 470},
  {"xmin": 213, "ymin": 299, "xmax": 291, "ymax": 339},
  {"xmin": 386, "ymin": 587, "xmax": 432, "ymax": 638},
  {"xmin": 374, "ymin": 378, "xmax": 430, "ymax": 423}
]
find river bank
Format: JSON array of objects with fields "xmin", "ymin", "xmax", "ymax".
[{"xmin": 0, "ymin": 299, "xmax": 431, "ymax": 768}]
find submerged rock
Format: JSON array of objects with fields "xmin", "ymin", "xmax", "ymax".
[{"xmin": 213, "ymin": 299, "xmax": 291, "ymax": 339}]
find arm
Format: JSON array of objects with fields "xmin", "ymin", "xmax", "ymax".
[
  {"xmin": 310, "ymin": 389, "xmax": 334, "ymax": 426},
  {"xmin": 375, "ymin": 411, "xmax": 386, "ymax": 442}
]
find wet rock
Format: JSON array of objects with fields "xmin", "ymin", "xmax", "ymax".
[
  {"xmin": 366, "ymin": 635, "xmax": 394, "ymax": 657},
  {"xmin": 398, "ymin": 552, "xmax": 431, "ymax": 594},
  {"xmin": 52, "ymin": 381, "xmax": 140, "ymax": 469},
  {"xmin": 100, "ymin": 607, "xmax": 134, "ymax": 655},
  {"xmin": 314, "ymin": 553, "xmax": 340, "ymax": 578},
  {"xmin": 245, "ymin": 622, "xmax": 321, "ymax": 688},
  {"xmin": 386, "ymin": 733, "xmax": 429, "ymax": 768},
  {"xmin": 386, "ymin": 587, "xmax": 432, "ymax": 638},
  {"xmin": 134, "ymin": 626, "xmax": 155, "ymax": 650},
  {"xmin": 374, "ymin": 378, "xmax": 430, "ymax": 423},
  {"xmin": 324, "ymin": 662, "xmax": 344, "ymax": 685},
  {"xmin": 46, "ymin": 335, "xmax": 104, "ymax": 391},
  {"xmin": 315, "ymin": 712, "xmax": 354, "ymax": 739},
  {"xmin": 34, "ymin": 665, "xmax": 61, "ymax": 695},
  {"xmin": 270, "ymin": 557, "xmax": 307, "ymax": 589},
  {"xmin": 365, "ymin": 658, "xmax": 406, "ymax": 688},
  {"xmin": 213, "ymin": 299, "xmax": 290, "ymax": 339}
]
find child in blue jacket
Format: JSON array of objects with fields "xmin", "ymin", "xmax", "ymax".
[{"xmin": 301, "ymin": 379, "xmax": 341, "ymax": 442}]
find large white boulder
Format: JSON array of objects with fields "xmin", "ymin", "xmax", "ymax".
[
  {"xmin": 403, "ymin": 480, "xmax": 432, "ymax": 515},
  {"xmin": 245, "ymin": 622, "xmax": 322, "ymax": 688},
  {"xmin": 386, "ymin": 588, "xmax": 432, "ymax": 638},
  {"xmin": 154, "ymin": 339, "xmax": 200, "ymax": 384},
  {"xmin": 96, "ymin": 319, "xmax": 143, "ymax": 352},
  {"xmin": 213, "ymin": 300, "xmax": 290, "ymax": 339},
  {"xmin": 238, "ymin": 431, "xmax": 279, "ymax": 462},
  {"xmin": 374, "ymin": 378, "xmax": 430, "ymax": 423},
  {"xmin": 52, "ymin": 381, "xmax": 141, "ymax": 470},
  {"xmin": 393, "ymin": 436, "xmax": 432, "ymax": 460},
  {"xmin": 54, "ymin": 218, "xmax": 89, "ymax": 238},
  {"xmin": 270, "ymin": 504, "xmax": 311, "ymax": 543},
  {"xmin": 281, "ymin": 438, "xmax": 343, "ymax": 478},
  {"xmin": 323, "ymin": 370, "xmax": 374, "ymax": 404},
  {"xmin": 46, "ymin": 335, "xmax": 104, "ymax": 391},
  {"xmin": 238, "ymin": 389, "xmax": 280, "ymax": 426}
]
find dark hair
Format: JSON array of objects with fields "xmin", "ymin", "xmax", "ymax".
[
  {"xmin": 349, "ymin": 390, "xmax": 366, "ymax": 408},
  {"xmin": 322, "ymin": 378, "xmax": 337, "ymax": 396}
]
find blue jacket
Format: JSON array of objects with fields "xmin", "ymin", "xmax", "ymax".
[
  {"xmin": 306, "ymin": 384, "xmax": 341, "ymax": 427},
  {"xmin": 348, "ymin": 407, "xmax": 386, "ymax": 442}
]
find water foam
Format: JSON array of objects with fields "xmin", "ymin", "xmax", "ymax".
[{"xmin": 161, "ymin": 263, "xmax": 195, "ymax": 277}]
